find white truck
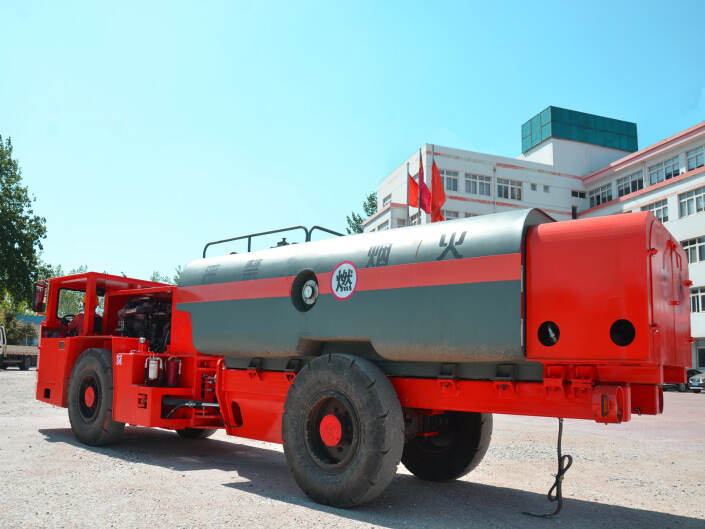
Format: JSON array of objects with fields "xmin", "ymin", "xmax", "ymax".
[{"xmin": 0, "ymin": 325, "xmax": 38, "ymax": 370}]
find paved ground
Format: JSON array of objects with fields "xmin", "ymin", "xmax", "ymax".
[{"xmin": 1, "ymin": 369, "xmax": 703, "ymax": 528}]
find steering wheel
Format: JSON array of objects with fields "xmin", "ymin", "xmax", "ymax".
[{"xmin": 59, "ymin": 314, "xmax": 75, "ymax": 335}]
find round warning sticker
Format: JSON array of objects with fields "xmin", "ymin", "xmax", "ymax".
[{"xmin": 330, "ymin": 261, "xmax": 357, "ymax": 300}]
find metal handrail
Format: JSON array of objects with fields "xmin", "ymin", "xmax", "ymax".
[
  {"xmin": 202, "ymin": 225, "xmax": 344, "ymax": 258},
  {"xmin": 308, "ymin": 226, "xmax": 345, "ymax": 240},
  {"xmin": 202, "ymin": 226, "xmax": 308, "ymax": 258}
]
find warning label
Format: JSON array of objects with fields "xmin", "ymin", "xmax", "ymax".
[{"xmin": 331, "ymin": 261, "xmax": 357, "ymax": 300}]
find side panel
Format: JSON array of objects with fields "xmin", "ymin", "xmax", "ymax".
[
  {"xmin": 35, "ymin": 337, "xmax": 112, "ymax": 407},
  {"xmin": 526, "ymin": 213, "xmax": 651, "ymax": 363},
  {"xmin": 649, "ymin": 221, "xmax": 692, "ymax": 372},
  {"xmin": 217, "ymin": 368, "xmax": 292, "ymax": 443}
]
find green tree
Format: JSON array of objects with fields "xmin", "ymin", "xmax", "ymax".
[
  {"xmin": 0, "ymin": 136, "xmax": 47, "ymax": 306},
  {"xmin": 172, "ymin": 265, "xmax": 183, "ymax": 285},
  {"xmin": 150, "ymin": 266, "xmax": 183, "ymax": 285},
  {"xmin": 345, "ymin": 192, "xmax": 377, "ymax": 234},
  {"xmin": 150, "ymin": 271, "xmax": 172, "ymax": 284}
]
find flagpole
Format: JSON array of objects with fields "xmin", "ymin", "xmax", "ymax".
[
  {"xmin": 418, "ymin": 148, "xmax": 423, "ymax": 225},
  {"xmin": 405, "ymin": 162, "xmax": 410, "ymax": 227},
  {"xmin": 432, "ymin": 144, "xmax": 435, "ymax": 223}
]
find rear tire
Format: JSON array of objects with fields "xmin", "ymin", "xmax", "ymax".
[
  {"xmin": 402, "ymin": 411, "xmax": 492, "ymax": 482},
  {"xmin": 282, "ymin": 354, "xmax": 404, "ymax": 508},
  {"xmin": 677, "ymin": 383, "xmax": 687, "ymax": 392},
  {"xmin": 176, "ymin": 428, "xmax": 217, "ymax": 439},
  {"xmin": 19, "ymin": 356, "xmax": 31, "ymax": 371},
  {"xmin": 67, "ymin": 348, "xmax": 124, "ymax": 446}
]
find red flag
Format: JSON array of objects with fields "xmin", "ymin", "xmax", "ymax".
[
  {"xmin": 431, "ymin": 159, "xmax": 446, "ymax": 222},
  {"xmin": 408, "ymin": 170, "xmax": 419, "ymax": 207},
  {"xmin": 418, "ymin": 155, "xmax": 431, "ymax": 213}
]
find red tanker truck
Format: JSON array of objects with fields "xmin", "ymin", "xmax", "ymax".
[{"xmin": 34, "ymin": 209, "xmax": 692, "ymax": 508}]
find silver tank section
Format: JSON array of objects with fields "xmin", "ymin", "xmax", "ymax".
[{"xmin": 176, "ymin": 209, "xmax": 553, "ymax": 363}]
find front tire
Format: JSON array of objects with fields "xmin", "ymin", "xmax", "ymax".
[
  {"xmin": 67, "ymin": 348, "xmax": 125, "ymax": 446},
  {"xmin": 282, "ymin": 354, "xmax": 404, "ymax": 508},
  {"xmin": 402, "ymin": 411, "xmax": 492, "ymax": 482}
]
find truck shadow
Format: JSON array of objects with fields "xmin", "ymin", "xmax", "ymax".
[{"xmin": 39, "ymin": 426, "xmax": 702, "ymax": 529}]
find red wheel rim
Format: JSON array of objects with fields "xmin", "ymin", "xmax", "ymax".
[
  {"xmin": 319, "ymin": 414, "xmax": 342, "ymax": 447},
  {"xmin": 84, "ymin": 386, "xmax": 95, "ymax": 408}
]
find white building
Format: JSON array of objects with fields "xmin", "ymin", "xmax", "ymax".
[{"xmin": 364, "ymin": 107, "xmax": 705, "ymax": 370}]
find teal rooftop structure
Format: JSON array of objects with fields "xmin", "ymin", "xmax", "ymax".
[{"xmin": 521, "ymin": 106, "xmax": 638, "ymax": 154}]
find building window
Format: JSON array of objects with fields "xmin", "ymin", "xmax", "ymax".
[
  {"xmin": 641, "ymin": 199, "xmax": 669, "ymax": 222},
  {"xmin": 397, "ymin": 219, "xmax": 406, "ymax": 227},
  {"xmin": 616, "ymin": 171, "xmax": 644, "ymax": 197},
  {"xmin": 464, "ymin": 174, "xmax": 491, "ymax": 196},
  {"xmin": 571, "ymin": 190, "xmax": 586, "ymax": 198},
  {"xmin": 464, "ymin": 212, "xmax": 476, "ymax": 217},
  {"xmin": 377, "ymin": 220, "xmax": 389, "ymax": 231},
  {"xmin": 440, "ymin": 169, "xmax": 458, "ymax": 192},
  {"xmin": 442, "ymin": 210, "xmax": 459, "ymax": 219},
  {"xmin": 543, "ymin": 185, "xmax": 550, "ymax": 193},
  {"xmin": 691, "ymin": 287, "xmax": 705, "ymax": 314},
  {"xmin": 588, "ymin": 183, "xmax": 612, "ymax": 208},
  {"xmin": 648, "ymin": 156, "xmax": 679, "ymax": 185},
  {"xmin": 382, "ymin": 194, "xmax": 391, "ymax": 207},
  {"xmin": 530, "ymin": 183, "xmax": 537, "ymax": 191},
  {"xmin": 682, "ymin": 236, "xmax": 705, "ymax": 264},
  {"xmin": 687, "ymin": 147, "xmax": 704, "ymax": 171},
  {"xmin": 497, "ymin": 178, "xmax": 522, "ymax": 200},
  {"xmin": 679, "ymin": 185, "xmax": 705, "ymax": 217}
]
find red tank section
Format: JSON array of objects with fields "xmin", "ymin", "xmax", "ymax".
[{"xmin": 525, "ymin": 212, "xmax": 691, "ymax": 383}]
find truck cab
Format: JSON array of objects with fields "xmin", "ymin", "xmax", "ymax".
[{"xmin": 34, "ymin": 272, "xmax": 166, "ymax": 406}]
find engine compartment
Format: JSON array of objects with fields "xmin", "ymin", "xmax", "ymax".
[{"xmin": 117, "ymin": 296, "xmax": 172, "ymax": 353}]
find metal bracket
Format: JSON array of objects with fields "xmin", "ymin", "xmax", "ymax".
[
  {"xmin": 247, "ymin": 357, "xmax": 263, "ymax": 379},
  {"xmin": 438, "ymin": 363, "xmax": 457, "ymax": 380},
  {"xmin": 493, "ymin": 380, "xmax": 517, "ymax": 397}
]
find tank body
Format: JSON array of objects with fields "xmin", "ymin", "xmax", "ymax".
[{"xmin": 175, "ymin": 209, "xmax": 553, "ymax": 364}]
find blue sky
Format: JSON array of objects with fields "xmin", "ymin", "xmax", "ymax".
[{"xmin": 2, "ymin": 1, "xmax": 704, "ymax": 280}]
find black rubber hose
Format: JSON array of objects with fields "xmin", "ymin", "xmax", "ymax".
[{"xmin": 522, "ymin": 418, "xmax": 573, "ymax": 518}]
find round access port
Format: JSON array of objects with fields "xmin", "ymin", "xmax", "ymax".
[
  {"xmin": 537, "ymin": 321, "xmax": 560, "ymax": 346},
  {"xmin": 291, "ymin": 270, "xmax": 318, "ymax": 312},
  {"xmin": 610, "ymin": 319, "xmax": 635, "ymax": 347}
]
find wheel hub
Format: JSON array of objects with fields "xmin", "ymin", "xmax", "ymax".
[
  {"xmin": 305, "ymin": 391, "xmax": 359, "ymax": 470},
  {"xmin": 84, "ymin": 386, "xmax": 95, "ymax": 408},
  {"xmin": 319, "ymin": 414, "xmax": 342, "ymax": 447},
  {"xmin": 78, "ymin": 374, "xmax": 100, "ymax": 421}
]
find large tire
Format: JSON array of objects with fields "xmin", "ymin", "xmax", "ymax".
[
  {"xmin": 402, "ymin": 411, "xmax": 492, "ymax": 482},
  {"xmin": 677, "ymin": 383, "xmax": 687, "ymax": 392},
  {"xmin": 282, "ymin": 354, "xmax": 404, "ymax": 508},
  {"xmin": 67, "ymin": 348, "xmax": 125, "ymax": 446},
  {"xmin": 176, "ymin": 428, "xmax": 217, "ymax": 439},
  {"xmin": 19, "ymin": 356, "xmax": 31, "ymax": 371}
]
